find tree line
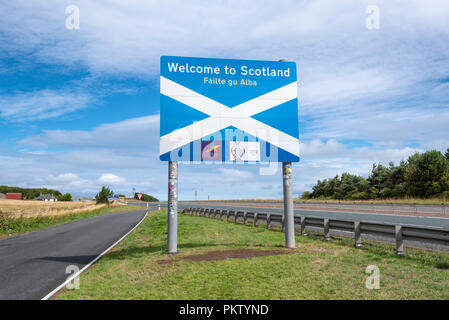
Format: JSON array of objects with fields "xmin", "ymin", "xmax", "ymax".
[
  {"xmin": 95, "ymin": 186, "xmax": 159, "ymax": 204},
  {"xmin": 302, "ymin": 149, "xmax": 449, "ymax": 200},
  {"xmin": 0, "ymin": 186, "xmax": 72, "ymax": 201}
]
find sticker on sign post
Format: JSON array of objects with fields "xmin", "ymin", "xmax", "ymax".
[{"xmin": 159, "ymin": 56, "xmax": 300, "ymax": 163}]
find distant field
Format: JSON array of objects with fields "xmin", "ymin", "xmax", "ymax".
[
  {"xmin": 57, "ymin": 210, "xmax": 449, "ymax": 300},
  {"xmin": 0, "ymin": 199, "xmax": 105, "ymax": 218},
  {"xmin": 0, "ymin": 200, "xmax": 141, "ymax": 238}
]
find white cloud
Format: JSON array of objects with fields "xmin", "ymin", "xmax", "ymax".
[
  {"xmin": 98, "ymin": 173, "xmax": 126, "ymax": 185},
  {"xmin": 300, "ymin": 139, "xmax": 344, "ymax": 157},
  {"xmin": 1, "ymin": 1, "xmax": 449, "ymax": 199},
  {"xmin": 19, "ymin": 114, "xmax": 159, "ymax": 149},
  {"xmin": 47, "ymin": 173, "xmax": 80, "ymax": 183},
  {"xmin": 1, "ymin": 1, "xmax": 448, "ymax": 79},
  {"xmin": 0, "ymin": 89, "xmax": 92, "ymax": 122},
  {"xmin": 217, "ymin": 168, "xmax": 254, "ymax": 183}
]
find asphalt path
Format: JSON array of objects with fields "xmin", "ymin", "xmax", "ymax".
[
  {"xmin": 0, "ymin": 209, "xmax": 147, "ymax": 300},
  {"xmin": 134, "ymin": 202, "xmax": 449, "ymax": 230}
]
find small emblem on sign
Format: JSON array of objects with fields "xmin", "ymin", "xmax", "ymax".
[
  {"xmin": 201, "ymin": 140, "xmax": 222, "ymax": 161},
  {"xmin": 230, "ymin": 141, "xmax": 260, "ymax": 161}
]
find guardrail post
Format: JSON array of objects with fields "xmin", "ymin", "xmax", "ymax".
[
  {"xmin": 235, "ymin": 212, "xmax": 238, "ymax": 223},
  {"xmin": 267, "ymin": 214, "xmax": 272, "ymax": 229},
  {"xmin": 354, "ymin": 221, "xmax": 362, "ymax": 247},
  {"xmin": 281, "ymin": 216, "xmax": 285, "ymax": 232},
  {"xmin": 324, "ymin": 218, "xmax": 331, "ymax": 240},
  {"xmin": 300, "ymin": 216, "xmax": 307, "ymax": 235},
  {"xmin": 254, "ymin": 213, "xmax": 258, "ymax": 226},
  {"xmin": 395, "ymin": 225, "xmax": 405, "ymax": 255},
  {"xmin": 243, "ymin": 212, "xmax": 247, "ymax": 225},
  {"xmin": 227, "ymin": 211, "xmax": 230, "ymax": 221}
]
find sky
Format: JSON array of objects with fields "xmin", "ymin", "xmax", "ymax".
[{"xmin": 0, "ymin": 0, "xmax": 448, "ymax": 200}]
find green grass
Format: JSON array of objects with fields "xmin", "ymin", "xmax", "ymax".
[
  {"xmin": 0, "ymin": 205, "xmax": 143, "ymax": 238},
  {"xmin": 57, "ymin": 210, "xmax": 449, "ymax": 300}
]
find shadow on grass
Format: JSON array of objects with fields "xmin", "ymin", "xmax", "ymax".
[
  {"xmin": 300, "ymin": 231, "xmax": 449, "ymax": 269},
  {"xmin": 103, "ymin": 241, "xmax": 278, "ymax": 261}
]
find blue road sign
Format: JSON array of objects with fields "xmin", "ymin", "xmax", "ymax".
[
  {"xmin": 160, "ymin": 56, "xmax": 299, "ymax": 162},
  {"xmin": 108, "ymin": 195, "xmax": 119, "ymax": 201}
]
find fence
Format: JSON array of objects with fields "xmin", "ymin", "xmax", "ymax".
[{"xmin": 181, "ymin": 206, "xmax": 449, "ymax": 254}]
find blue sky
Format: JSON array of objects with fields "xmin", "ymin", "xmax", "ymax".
[{"xmin": 0, "ymin": 0, "xmax": 448, "ymax": 200}]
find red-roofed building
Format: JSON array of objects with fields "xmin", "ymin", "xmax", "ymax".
[{"xmin": 6, "ymin": 193, "xmax": 22, "ymax": 200}]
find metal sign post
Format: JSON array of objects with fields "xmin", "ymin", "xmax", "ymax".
[
  {"xmin": 279, "ymin": 59, "xmax": 295, "ymax": 249},
  {"xmin": 167, "ymin": 161, "xmax": 179, "ymax": 254},
  {"xmin": 283, "ymin": 162, "xmax": 295, "ymax": 248}
]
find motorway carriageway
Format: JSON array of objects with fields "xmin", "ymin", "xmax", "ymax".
[{"xmin": 138, "ymin": 202, "xmax": 449, "ymax": 230}]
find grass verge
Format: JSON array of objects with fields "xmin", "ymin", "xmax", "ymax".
[
  {"xmin": 0, "ymin": 205, "xmax": 143, "ymax": 239},
  {"xmin": 57, "ymin": 210, "xmax": 449, "ymax": 300}
]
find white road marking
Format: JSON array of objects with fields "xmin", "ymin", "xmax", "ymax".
[{"xmin": 41, "ymin": 211, "xmax": 148, "ymax": 300}]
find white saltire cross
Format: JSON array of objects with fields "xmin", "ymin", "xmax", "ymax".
[{"xmin": 160, "ymin": 76, "xmax": 299, "ymax": 157}]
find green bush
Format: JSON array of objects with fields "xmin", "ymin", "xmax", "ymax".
[
  {"xmin": 348, "ymin": 192, "xmax": 370, "ymax": 200},
  {"xmin": 95, "ymin": 186, "xmax": 113, "ymax": 205},
  {"xmin": 134, "ymin": 193, "xmax": 159, "ymax": 202},
  {"xmin": 301, "ymin": 191, "xmax": 311, "ymax": 199},
  {"xmin": 58, "ymin": 193, "xmax": 72, "ymax": 202}
]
